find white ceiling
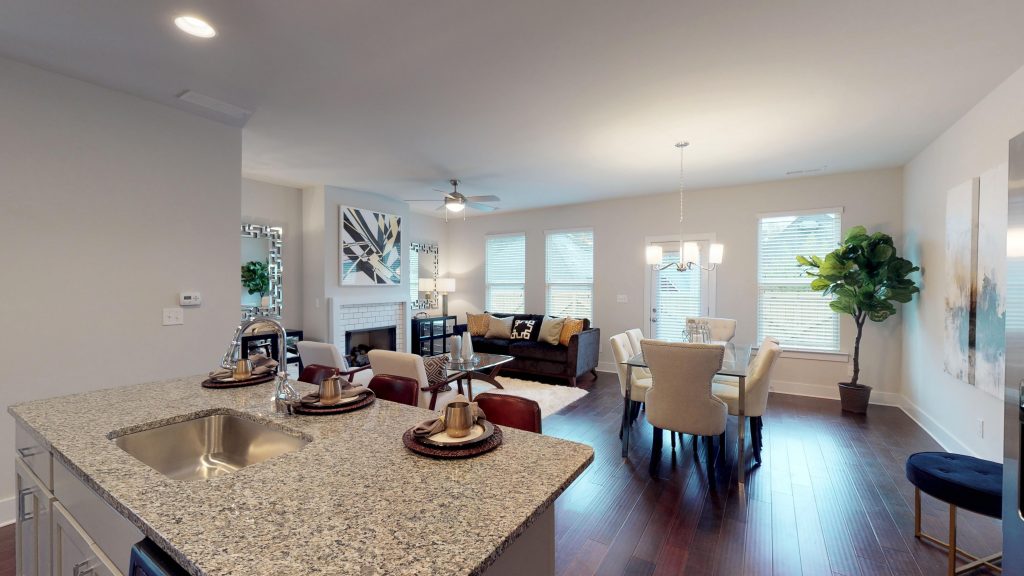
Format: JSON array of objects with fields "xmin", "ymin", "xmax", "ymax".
[{"xmin": 2, "ymin": 0, "xmax": 1023, "ymax": 213}]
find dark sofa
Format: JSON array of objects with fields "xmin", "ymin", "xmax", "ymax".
[{"xmin": 454, "ymin": 314, "xmax": 600, "ymax": 386}]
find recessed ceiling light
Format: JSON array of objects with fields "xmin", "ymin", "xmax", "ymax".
[{"xmin": 174, "ymin": 15, "xmax": 216, "ymax": 38}]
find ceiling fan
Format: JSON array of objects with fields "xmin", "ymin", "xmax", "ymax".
[{"xmin": 406, "ymin": 180, "xmax": 501, "ymax": 219}]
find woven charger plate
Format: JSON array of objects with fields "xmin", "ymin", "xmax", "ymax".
[
  {"xmin": 293, "ymin": 391, "xmax": 375, "ymax": 415},
  {"xmin": 403, "ymin": 424, "xmax": 503, "ymax": 459},
  {"xmin": 201, "ymin": 373, "xmax": 276, "ymax": 389}
]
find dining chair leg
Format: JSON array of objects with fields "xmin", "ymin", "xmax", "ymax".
[
  {"xmin": 671, "ymin": 430, "xmax": 676, "ymax": 450},
  {"xmin": 650, "ymin": 426, "xmax": 663, "ymax": 476},
  {"xmin": 702, "ymin": 436, "xmax": 716, "ymax": 473},
  {"xmin": 719, "ymin": 432, "xmax": 727, "ymax": 462}
]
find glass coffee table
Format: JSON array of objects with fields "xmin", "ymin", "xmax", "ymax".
[{"xmin": 445, "ymin": 353, "xmax": 514, "ymax": 401}]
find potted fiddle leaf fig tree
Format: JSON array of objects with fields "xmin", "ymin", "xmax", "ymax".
[{"xmin": 797, "ymin": 226, "xmax": 919, "ymax": 413}]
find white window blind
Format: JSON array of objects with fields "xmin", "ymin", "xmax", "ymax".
[
  {"xmin": 546, "ymin": 229, "xmax": 594, "ymax": 319},
  {"xmin": 486, "ymin": 234, "xmax": 526, "ymax": 314},
  {"xmin": 408, "ymin": 249, "xmax": 419, "ymax": 303},
  {"xmin": 654, "ymin": 247, "xmax": 702, "ymax": 340},
  {"xmin": 758, "ymin": 210, "xmax": 841, "ymax": 351}
]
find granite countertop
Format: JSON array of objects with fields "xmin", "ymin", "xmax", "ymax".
[{"xmin": 9, "ymin": 376, "xmax": 593, "ymax": 576}]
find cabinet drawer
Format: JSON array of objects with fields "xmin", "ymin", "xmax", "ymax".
[
  {"xmin": 53, "ymin": 502, "xmax": 120, "ymax": 576},
  {"xmin": 15, "ymin": 459, "xmax": 55, "ymax": 576},
  {"xmin": 54, "ymin": 460, "xmax": 142, "ymax": 575},
  {"xmin": 16, "ymin": 423, "xmax": 52, "ymax": 489}
]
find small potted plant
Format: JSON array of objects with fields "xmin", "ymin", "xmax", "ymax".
[
  {"xmin": 797, "ymin": 226, "xmax": 919, "ymax": 413},
  {"xmin": 241, "ymin": 260, "xmax": 270, "ymax": 304}
]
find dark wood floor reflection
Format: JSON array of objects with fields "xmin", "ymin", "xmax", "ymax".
[
  {"xmin": 0, "ymin": 373, "xmax": 1001, "ymax": 575},
  {"xmin": 546, "ymin": 372, "xmax": 1001, "ymax": 576}
]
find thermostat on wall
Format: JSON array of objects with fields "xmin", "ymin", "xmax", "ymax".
[{"xmin": 179, "ymin": 291, "xmax": 202, "ymax": 306}]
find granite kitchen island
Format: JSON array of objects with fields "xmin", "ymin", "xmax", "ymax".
[{"xmin": 10, "ymin": 375, "xmax": 593, "ymax": 576}]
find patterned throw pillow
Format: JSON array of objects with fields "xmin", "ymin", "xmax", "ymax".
[
  {"xmin": 466, "ymin": 313, "xmax": 490, "ymax": 336},
  {"xmin": 538, "ymin": 316, "xmax": 566, "ymax": 345},
  {"xmin": 510, "ymin": 315, "xmax": 542, "ymax": 341},
  {"xmin": 484, "ymin": 315, "xmax": 514, "ymax": 339},
  {"xmin": 559, "ymin": 317, "xmax": 586, "ymax": 346},
  {"xmin": 423, "ymin": 353, "xmax": 450, "ymax": 391}
]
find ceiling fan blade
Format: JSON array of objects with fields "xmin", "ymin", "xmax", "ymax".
[
  {"xmin": 467, "ymin": 202, "xmax": 499, "ymax": 212},
  {"xmin": 464, "ymin": 195, "xmax": 500, "ymax": 203},
  {"xmin": 435, "ymin": 204, "xmax": 447, "ymax": 211},
  {"xmin": 404, "ymin": 199, "xmax": 441, "ymax": 202}
]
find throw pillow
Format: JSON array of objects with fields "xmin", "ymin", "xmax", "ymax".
[
  {"xmin": 559, "ymin": 317, "xmax": 586, "ymax": 346},
  {"xmin": 510, "ymin": 314, "xmax": 543, "ymax": 341},
  {"xmin": 483, "ymin": 315, "xmax": 514, "ymax": 339},
  {"xmin": 422, "ymin": 353, "xmax": 451, "ymax": 391},
  {"xmin": 466, "ymin": 313, "xmax": 490, "ymax": 337},
  {"xmin": 538, "ymin": 316, "xmax": 566, "ymax": 345}
]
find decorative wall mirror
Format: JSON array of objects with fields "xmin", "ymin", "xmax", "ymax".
[
  {"xmin": 241, "ymin": 224, "xmax": 283, "ymax": 320},
  {"xmin": 409, "ymin": 242, "xmax": 439, "ymax": 310}
]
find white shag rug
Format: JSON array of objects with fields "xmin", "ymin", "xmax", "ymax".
[{"xmin": 469, "ymin": 376, "xmax": 588, "ymax": 418}]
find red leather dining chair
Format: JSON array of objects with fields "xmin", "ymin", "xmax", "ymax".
[
  {"xmin": 368, "ymin": 374, "xmax": 419, "ymax": 407},
  {"xmin": 298, "ymin": 364, "xmax": 338, "ymax": 387},
  {"xmin": 474, "ymin": 393, "xmax": 542, "ymax": 433}
]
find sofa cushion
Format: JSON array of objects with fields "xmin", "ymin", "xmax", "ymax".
[
  {"xmin": 538, "ymin": 316, "xmax": 566, "ymax": 345},
  {"xmin": 466, "ymin": 313, "xmax": 490, "ymax": 336},
  {"xmin": 559, "ymin": 317, "xmax": 586, "ymax": 346},
  {"xmin": 510, "ymin": 315, "xmax": 543, "ymax": 341},
  {"xmin": 510, "ymin": 341, "xmax": 569, "ymax": 362},
  {"xmin": 484, "ymin": 315, "xmax": 513, "ymax": 339},
  {"xmin": 472, "ymin": 337, "xmax": 511, "ymax": 354}
]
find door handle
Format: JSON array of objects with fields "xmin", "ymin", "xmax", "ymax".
[
  {"xmin": 73, "ymin": 560, "xmax": 95, "ymax": 576},
  {"xmin": 18, "ymin": 488, "xmax": 33, "ymax": 521}
]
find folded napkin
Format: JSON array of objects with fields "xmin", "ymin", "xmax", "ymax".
[
  {"xmin": 208, "ymin": 354, "xmax": 279, "ymax": 381},
  {"xmin": 412, "ymin": 394, "xmax": 487, "ymax": 438},
  {"xmin": 305, "ymin": 385, "xmax": 370, "ymax": 405}
]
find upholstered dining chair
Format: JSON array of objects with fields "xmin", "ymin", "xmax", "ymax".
[
  {"xmin": 297, "ymin": 364, "xmax": 338, "ymax": 388},
  {"xmin": 474, "ymin": 393, "xmax": 542, "ymax": 433},
  {"xmin": 641, "ymin": 339, "xmax": 727, "ymax": 475},
  {"xmin": 710, "ymin": 337, "xmax": 781, "ymax": 464},
  {"xmin": 368, "ymin": 374, "xmax": 419, "ymax": 407},
  {"xmin": 609, "ymin": 333, "xmax": 652, "ymax": 436},
  {"xmin": 366, "ymin": 349, "xmax": 459, "ymax": 410},
  {"xmin": 624, "ymin": 329, "xmax": 653, "ymax": 378},
  {"xmin": 296, "ymin": 341, "xmax": 373, "ymax": 386},
  {"xmin": 685, "ymin": 317, "xmax": 738, "ymax": 342}
]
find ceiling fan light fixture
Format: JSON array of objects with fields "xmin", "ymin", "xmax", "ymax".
[
  {"xmin": 445, "ymin": 198, "xmax": 465, "ymax": 212},
  {"xmin": 174, "ymin": 15, "xmax": 217, "ymax": 38}
]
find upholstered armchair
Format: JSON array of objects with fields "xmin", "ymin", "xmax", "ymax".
[
  {"xmin": 710, "ymin": 337, "xmax": 781, "ymax": 463},
  {"xmin": 685, "ymin": 317, "xmax": 737, "ymax": 342},
  {"xmin": 296, "ymin": 341, "xmax": 373, "ymax": 386},
  {"xmin": 641, "ymin": 339, "xmax": 727, "ymax": 475}
]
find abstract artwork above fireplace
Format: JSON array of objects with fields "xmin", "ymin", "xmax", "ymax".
[{"xmin": 340, "ymin": 206, "xmax": 402, "ymax": 285}]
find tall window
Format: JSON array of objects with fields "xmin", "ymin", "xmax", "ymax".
[
  {"xmin": 546, "ymin": 229, "xmax": 594, "ymax": 319},
  {"xmin": 486, "ymin": 234, "xmax": 526, "ymax": 313},
  {"xmin": 757, "ymin": 209, "xmax": 842, "ymax": 351}
]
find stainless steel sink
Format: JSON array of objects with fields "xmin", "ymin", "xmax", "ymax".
[{"xmin": 113, "ymin": 412, "xmax": 310, "ymax": 480}]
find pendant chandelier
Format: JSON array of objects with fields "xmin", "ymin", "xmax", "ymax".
[{"xmin": 645, "ymin": 142, "xmax": 724, "ymax": 272}]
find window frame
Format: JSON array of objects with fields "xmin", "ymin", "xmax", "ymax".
[
  {"xmin": 485, "ymin": 232, "xmax": 527, "ymax": 314},
  {"xmin": 756, "ymin": 206, "xmax": 844, "ymax": 354},
  {"xmin": 544, "ymin": 227, "xmax": 595, "ymax": 321}
]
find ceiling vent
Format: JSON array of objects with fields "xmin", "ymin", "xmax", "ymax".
[
  {"xmin": 786, "ymin": 165, "xmax": 828, "ymax": 176},
  {"xmin": 177, "ymin": 90, "xmax": 252, "ymax": 124}
]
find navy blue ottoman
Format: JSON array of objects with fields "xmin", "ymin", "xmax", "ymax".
[{"xmin": 905, "ymin": 452, "xmax": 1002, "ymax": 575}]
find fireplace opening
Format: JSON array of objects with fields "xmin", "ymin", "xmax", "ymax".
[{"xmin": 345, "ymin": 325, "xmax": 397, "ymax": 367}]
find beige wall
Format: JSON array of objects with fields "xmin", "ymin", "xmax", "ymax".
[
  {"xmin": 301, "ymin": 185, "xmax": 449, "ymax": 344},
  {"xmin": 902, "ymin": 63, "xmax": 1024, "ymax": 460},
  {"xmin": 447, "ymin": 168, "xmax": 904, "ymax": 400},
  {"xmin": 242, "ymin": 178, "xmax": 304, "ymax": 329},
  {"xmin": 0, "ymin": 57, "xmax": 242, "ymax": 520}
]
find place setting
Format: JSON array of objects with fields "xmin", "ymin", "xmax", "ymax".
[
  {"xmin": 293, "ymin": 372, "xmax": 375, "ymax": 415},
  {"xmin": 403, "ymin": 395, "xmax": 503, "ymax": 459},
  {"xmin": 202, "ymin": 354, "xmax": 279, "ymax": 388}
]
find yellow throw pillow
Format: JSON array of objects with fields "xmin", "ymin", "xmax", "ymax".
[
  {"xmin": 559, "ymin": 317, "xmax": 585, "ymax": 346},
  {"xmin": 466, "ymin": 313, "xmax": 490, "ymax": 336}
]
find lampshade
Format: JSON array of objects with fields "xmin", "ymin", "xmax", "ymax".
[
  {"xmin": 683, "ymin": 241, "xmax": 700, "ymax": 266},
  {"xmin": 709, "ymin": 243, "xmax": 724, "ymax": 265},
  {"xmin": 435, "ymin": 278, "xmax": 456, "ymax": 293},
  {"xmin": 645, "ymin": 245, "xmax": 663, "ymax": 266},
  {"xmin": 418, "ymin": 278, "xmax": 434, "ymax": 292}
]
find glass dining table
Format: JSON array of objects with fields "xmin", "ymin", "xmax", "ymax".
[{"xmin": 621, "ymin": 342, "xmax": 754, "ymax": 482}]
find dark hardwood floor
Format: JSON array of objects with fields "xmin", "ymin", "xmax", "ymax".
[
  {"xmin": 0, "ymin": 372, "xmax": 1000, "ymax": 575},
  {"xmin": 545, "ymin": 372, "xmax": 1002, "ymax": 576}
]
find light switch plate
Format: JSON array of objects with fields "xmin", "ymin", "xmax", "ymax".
[
  {"xmin": 162, "ymin": 307, "xmax": 184, "ymax": 326},
  {"xmin": 616, "ymin": 294, "xmax": 629, "ymax": 303}
]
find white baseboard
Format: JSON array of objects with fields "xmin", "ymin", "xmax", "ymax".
[
  {"xmin": 596, "ymin": 362, "xmax": 617, "ymax": 374},
  {"xmin": 769, "ymin": 379, "xmax": 903, "ymax": 406},
  {"xmin": 0, "ymin": 495, "xmax": 14, "ymax": 527},
  {"xmin": 897, "ymin": 395, "xmax": 975, "ymax": 456}
]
